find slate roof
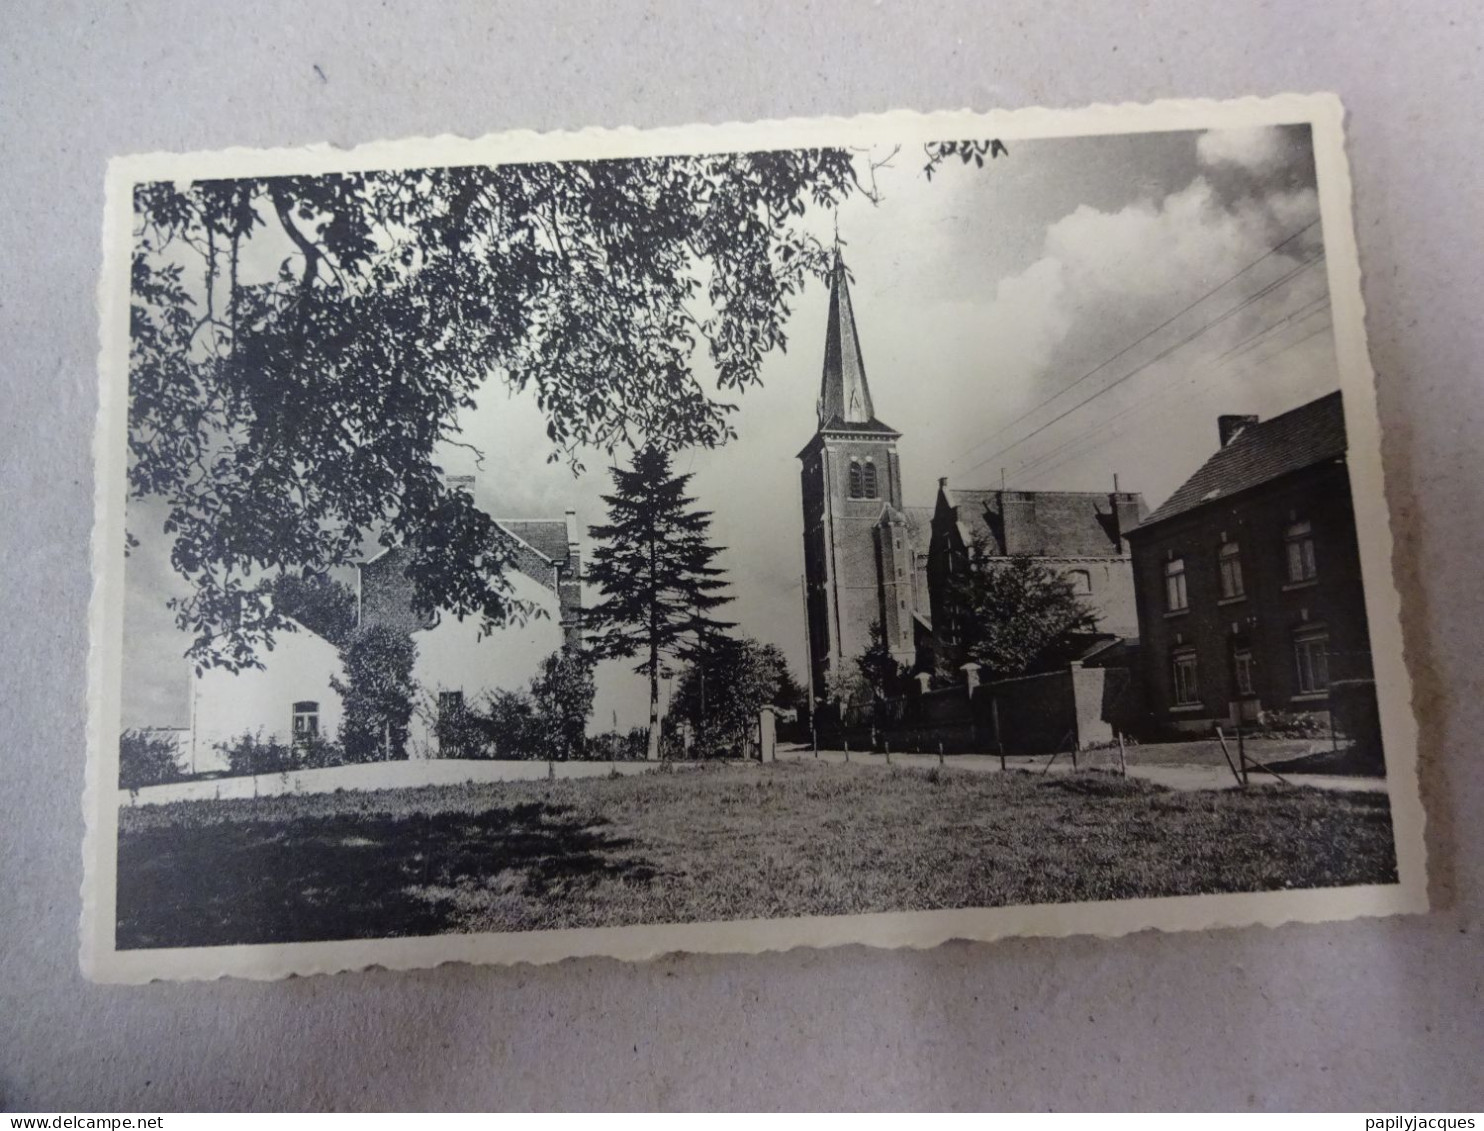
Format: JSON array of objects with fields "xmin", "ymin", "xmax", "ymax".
[
  {"xmin": 817, "ymin": 248, "xmax": 878, "ymax": 428},
  {"xmin": 1138, "ymin": 391, "xmax": 1347, "ymax": 528},
  {"xmin": 496, "ymin": 520, "xmax": 571, "ymax": 565},
  {"xmin": 816, "ymin": 416, "xmax": 901, "ymax": 436},
  {"xmin": 944, "ymin": 489, "xmax": 1140, "ymax": 557},
  {"xmin": 902, "ymin": 505, "xmax": 936, "ymax": 560}
]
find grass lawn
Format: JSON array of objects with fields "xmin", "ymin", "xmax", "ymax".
[{"xmin": 115, "ymin": 762, "xmax": 1399, "ymax": 949}]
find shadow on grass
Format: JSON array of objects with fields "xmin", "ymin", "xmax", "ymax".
[{"xmin": 117, "ymin": 799, "xmax": 654, "ymax": 949}]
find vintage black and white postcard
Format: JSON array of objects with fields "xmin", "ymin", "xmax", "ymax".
[{"xmin": 84, "ymin": 95, "xmax": 1427, "ymax": 982}]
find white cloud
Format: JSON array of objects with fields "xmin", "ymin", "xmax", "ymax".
[
  {"xmin": 1196, "ymin": 126, "xmax": 1287, "ymax": 172},
  {"xmin": 930, "ymin": 174, "xmax": 1324, "ymax": 479}
]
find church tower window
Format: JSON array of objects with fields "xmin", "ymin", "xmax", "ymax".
[
  {"xmin": 848, "ymin": 460, "xmax": 864, "ymax": 498},
  {"xmin": 862, "ymin": 461, "xmax": 878, "ymax": 499}
]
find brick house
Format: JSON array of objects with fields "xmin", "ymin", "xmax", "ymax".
[{"xmin": 1125, "ymin": 391, "xmax": 1373, "ymax": 731}]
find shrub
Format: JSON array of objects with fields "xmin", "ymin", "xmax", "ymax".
[
  {"xmin": 118, "ymin": 730, "xmax": 185, "ymax": 791},
  {"xmin": 529, "ymin": 650, "xmax": 596, "ymax": 760},
  {"xmin": 1249, "ymin": 710, "xmax": 1329, "ymax": 740},
  {"xmin": 217, "ymin": 731, "xmax": 346, "ymax": 775},
  {"xmin": 481, "ymin": 688, "xmax": 538, "ymax": 759},
  {"xmin": 334, "ymin": 624, "xmax": 417, "ymax": 761},
  {"xmin": 218, "ymin": 731, "xmax": 294, "ymax": 777},
  {"xmin": 586, "ymin": 727, "xmax": 649, "ymax": 761}
]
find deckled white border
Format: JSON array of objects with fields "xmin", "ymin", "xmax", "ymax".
[{"xmin": 84, "ymin": 94, "xmax": 1428, "ymax": 983}]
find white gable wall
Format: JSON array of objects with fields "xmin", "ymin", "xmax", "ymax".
[
  {"xmin": 407, "ymin": 567, "xmax": 563, "ymax": 758},
  {"xmin": 188, "ymin": 620, "xmax": 346, "ymax": 773}
]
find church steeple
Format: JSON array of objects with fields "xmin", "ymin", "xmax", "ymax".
[
  {"xmin": 817, "ymin": 249, "xmax": 878, "ymax": 428},
  {"xmin": 799, "ymin": 248, "xmax": 915, "ymax": 705}
]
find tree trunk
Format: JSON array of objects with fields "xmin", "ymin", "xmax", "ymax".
[
  {"xmin": 646, "ymin": 644, "xmax": 662, "ymax": 761},
  {"xmin": 646, "ymin": 528, "xmax": 661, "ymax": 761}
]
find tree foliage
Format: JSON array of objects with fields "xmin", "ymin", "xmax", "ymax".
[
  {"xmin": 528, "ymin": 649, "xmax": 597, "ymax": 761},
  {"xmin": 118, "ymin": 729, "xmax": 185, "ymax": 791},
  {"xmin": 940, "ymin": 543, "xmax": 1098, "ymax": 683},
  {"xmin": 922, "ymin": 139, "xmax": 1009, "ymax": 179},
  {"xmin": 585, "ymin": 446, "xmax": 733, "ymax": 758},
  {"xmin": 267, "ymin": 572, "xmax": 358, "ymax": 647},
  {"xmin": 129, "ymin": 152, "xmax": 866, "ymax": 671},
  {"xmin": 128, "ymin": 138, "xmax": 1004, "ymax": 672},
  {"xmin": 332, "ymin": 624, "xmax": 418, "ymax": 761},
  {"xmin": 672, "ymin": 635, "xmax": 799, "ymax": 757},
  {"xmin": 480, "ymin": 688, "xmax": 539, "ymax": 759},
  {"xmin": 856, "ymin": 620, "xmax": 913, "ymax": 700}
]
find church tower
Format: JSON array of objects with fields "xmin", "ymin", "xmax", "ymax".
[{"xmin": 798, "ymin": 250, "xmax": 916, "ymax": 706}]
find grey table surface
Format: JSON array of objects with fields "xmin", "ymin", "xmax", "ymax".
[{"xmin": 1, "ymin": 0, "xmax": 1480, "ymax": 1111}]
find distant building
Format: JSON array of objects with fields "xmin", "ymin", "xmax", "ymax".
[
  {"xmin": 1125, "ymin": 391, "xmax": 1372, "ymax": 731},
  {"xmin": 797, "ymin": 249, "xmax": 1145, "ymax": 701},
  {"xmin": 925, "ymin": 482, "xmax": 1147, "ymax": 652},
  {"xmin": 188, "ymin": 511, "xmax": 582, "ymax": 767}
]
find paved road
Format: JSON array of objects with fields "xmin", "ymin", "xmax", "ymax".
[{"xmin": 771, "ymin": 746, "xmax": 1390, "ymax": 794}]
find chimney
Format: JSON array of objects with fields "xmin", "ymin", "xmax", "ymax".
[
  {"xmin": 1109, "ymin": 490, "xmax": 1144, "ymax": 552},
  {"xmin": 1218, "ymin": 414, "xmax": 1259, "ymax": 448},
  {"xmin": 559, "ymin": 509, "xmax": 583, "ymax": 652}
]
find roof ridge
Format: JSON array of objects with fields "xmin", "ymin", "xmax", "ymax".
[{"xmin": 1136, "ymin": 391, "xmax": 1347, "ymax": 529}]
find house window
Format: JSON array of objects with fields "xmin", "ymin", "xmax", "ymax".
[
  {"xmin": 1165, "ymin": 557, "xmax": 1189, "ymax": 611},
  {"xmin": 1219, "ymin": 542, "xmax": 1245, "ymax": 599},
  {"xmin": 862, "ymin": 461, "xmax": 879, "ymax": 499},
  {"xmin": 848, "ymin": 460, "xmax": 864, "ymax": 498},
  {"xmin": 292, "ymin": 700, "xmax": 319, "ymax": 747},
  {"xmin": 437, "ymin": 690, "xmax": 466, "ymax": 756},
  {"xmin": 1286, "ymin": 520, "xmax": 1317, "ymax": 582},
  {"xmin": 1067, "ymin": 568, "xmax": 1092, "ymax": 595},
  {"xmin": 1294, "ymin": 628, "xmax": 1330, "ymax": 694},
  {"xmin": 1172, "ymin": 648, "xmax": 1200, "ymax": 705},
  {"xmin": 1233, "ymin": 647, "xmax": 1255, "ymax": 697}
]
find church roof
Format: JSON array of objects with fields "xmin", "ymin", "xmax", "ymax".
[
  {"xmin": 1137, "ymin": 391, "xmax": 1347, "ymax": 529},
  {"xmin": 902, "ymin": 505, "xmax": 935, "ymax": 559},
  {"xmin": 941, "ymin": 488, "xmax": 1143, "ymax": 558},
  {"xmin": 817, "ymin": 248, "xmax": 895, "ymax": 433}
]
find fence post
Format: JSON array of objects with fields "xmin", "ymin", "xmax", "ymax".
[
  {"xmin": 757, "ymin": 705, "xmax": 777, "ymax": 764},
  {"xmin": 1214, "ymin": 727, "xmax": 1244, "ymax": 787},
  {"xmin": 1236, "ymin": 721, "xmax": 1249, "ymax": 786},
  {"xmin": 1117, "ymin": 731, "xmax": 1127, "ymax": 778},
  {"xmin": 938, "ymin": 741, "xmax": 944, "ymax": 767}
]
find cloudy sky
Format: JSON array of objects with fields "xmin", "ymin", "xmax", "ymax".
[{"xmin": 123, "ymin": 122, "xmax": 1340, "ymax": 731}]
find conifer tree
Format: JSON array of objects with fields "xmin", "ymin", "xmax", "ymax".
[{"xmin": 586, "ymin": 447, "xmax": 733, "ymax": 759}]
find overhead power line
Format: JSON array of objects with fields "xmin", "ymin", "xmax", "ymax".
[
  {"xmin": 958, "ymin": 249, "xmax": 1326, "ymax": 481},
  {"xmin": 949, "ymin": 216, "xmax": 1322, "ymax": 473},
  {"xmin": 1011, "ymin": 313, "xmax": 1335, "ymax": 485}
]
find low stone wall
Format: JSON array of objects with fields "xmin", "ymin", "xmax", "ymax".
[
  {"xmin": 119, "ymin": 758, "xmax": 656, "ymax": 807},
  {"xmin": 868, "ymin": 663, "xmax": 1135, "ymax": 756}
]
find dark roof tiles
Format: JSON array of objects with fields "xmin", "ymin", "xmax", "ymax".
[
  {"xmin": 1138, "ymin": 391, "xmax": 1347, "ymax": 528},
  {"xmin": 944, "ymin": 489, "xmax": 1143, "ymax": 557},
  {"xmin": 497, "ymin": 520, "xmax": 571, "ymax": 565}
]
